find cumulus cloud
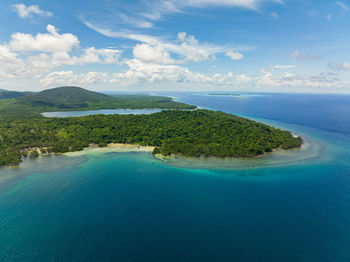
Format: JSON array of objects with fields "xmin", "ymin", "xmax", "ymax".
[
  {"xmin": 329, "ymin": 62, "xmax": 350, "ymax": 71},
  {"xmin": 40, "ymin": 59, "xmax": 252, "ymax": 88},
  {"xmin": 133, "ymin": 44, "xmax": 174, "ymax": 64},
  {"xmin": 40, "ymin": 61, "xmax": 343, "ymax": 91},
  {"xmin": 26, "ymin": 47, "xmax": 121, "ymax": 72},
  {"xmin": 10, "ymin": 25, "xmax": 79, "ymax": 53},
  {"xmin": 80, "ymin": 48, "xmax": 121, "ymax": 64},
  {"xmin": 0, "ymin": 45, "xmax": 27, "ymax": 79},
  {"xmin": 226, "ymin": 50, "xmax": 244, "ymax": 60},
  {"xmin": 0, "ymin": 46, "xmax": 121, "ymax": 81},
  {"xmin": 84, "ymin": 23, "xmax": 227, "ymax": 62},
  {"xmin": 40, "ymin": 71, "xmax": 110, "ymax": 86},
  {"xmin": 1, "ymin": 19, "xmax": 345, "ymax": 92},
  {"xmin": 0, "ymin": 45, "xmax": 18, "ymax": 62},
  {"xmin": 340, "ymin": 62, "xmax": 350, "ymax": 70},
  {"xmin": 257, "ymin": 71, "xmax": 341, "ymax": 89},
  {"xmin": 163, "ymin": 32, "xmax": 221, "ymax": 62},
  {"xmin": 93, "ymin": 28, "xmax": 234, "ymax": 64},
  {"xmin": 84, "ymin": 20, "xmax": 252, "ymax": 64},
  {"xmin": 0, "ymin": 25, "xmax": 122, "ymax": 80},
  {"xmin": 11, "ymin": 4, "xmax": 52, "ymax": 18},
  {"xmin": 291, "ymin": 50, "xmax": 320, "ymax": 61}
]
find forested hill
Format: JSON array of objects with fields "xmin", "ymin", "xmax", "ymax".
[
  {"xmin": 0, "ymin": 86, "xmax": 196, "ymax": 118},
  {"xmin": 0, "ymin": 109, "xmax": 303, "ymax": 167},
  {"xmin": 0, "ymin": 89, "xmax": 29, "ymax": 99},
  {"xmin": 18, "ymin": 86, "xmax": 114, "ymax": 108},
  {"xmin": 17, "ymin": 86, "xmax": 196, "ymax": 111}
]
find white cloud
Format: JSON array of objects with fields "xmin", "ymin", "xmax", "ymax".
[
  {"xmin": 0, "ymin": 45, "xmax": 17, "ymax": 62},
  {"xmin": 83, "ymin": 21, "xmax": 160, "ymax": 44},
  {"xmin": 326, "ymin": 14, "xmax": 332, "ymax": 21},
  {"xmin": 141, "ymin": 0, "xmax": 283, "ymax": 20},
  {"xmin": 0, "ymin": 45, "xmax": 28, "ymax": 79},
  {"xmin": 10, "ymin": 25, "xmax": 79, "ymax": 53},
  {"xmin": 336, "ymin": 1, "xmax": 349, "ymax": 11},
  {"xmin": 257, "ymin": 71, "xmax": 341, "ymax": 89},
  {"xmin": 329, "ymin": 62, "xmax": 350, "ymax": 71},
  {"xmin": 119, "ymin": 14, "xmax": 154, "ymax": 28},
  {"xmin": 262, "ymin": 65, "xmax": 295, "ymax": 73},
  {"xmin": 114, "ymin": 59, "xmax": 252, "ymax": 86},
  {"xmin": 226, "ymin": 50, "xmax": 244, "ymax": 60},
  {"xmin": 81, "ymin": 47, "xmax": 121, "ymax": 64},
  {"xmin": 340, "ymin": 62, "xmax": 350, "ymax": 70},
  {"xmin": 0, "ymin": 46, "xmax": 121, "ymax": 81},
  {"xmin": 163, "ymin": 32, "xmax": 220, "ymax": 62},
  {"xmin": 183, "ymin": 0, "xmax": 264, "ymax": 9},
  {"xmin": 81, "ymin": 0, "xmax": 282, "ymax": 50},
  {"xmin": 84, "ymin": 24, "xmax": 237, "ymax": 63},
  {"xmin": 39, "ymin": 61, "xmax": 344, "ymax": 92},
  {"xmin": 40, "ymin": 71, "xmax": 109, "ymax": 86},
  {"xmin": 40, "ymin": 59, "xmax": 252, "ymax": 88},
  {"xmin": 291, "ymin": 50, "xmax": 320, "ymax": 61},
  {"xmin": 0, "ymin": 16, "xmax": 346, "ymax": 92},
  {"xmin": 0, "ymin": 25, "xmax": 122, "ymax": 80},
  {"xmin": 133, "ymin": 44, "xmax": 174, "ymax": 64},
  {"xmin": 11, "ymin": 4, "xmax": 53, "ymax": 19},
  {"xmin": 26, "ymin": 47, "xmax": 121, "ymax": 72}
]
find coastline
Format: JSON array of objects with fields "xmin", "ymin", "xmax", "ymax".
[
  {"xmin": 64, "ymin": 143, "xmax": 156, "ymax": 157},
  {"xmin": 0, "ymin": 128, "xmax": 324, "ymax": 178},
  {"xmin": 151, "ymin": 136, "xmax": 324, "ymax": 170},
  {"xmin": 21, "ymin": 138, "xmax": 308, "ymax": 170}
]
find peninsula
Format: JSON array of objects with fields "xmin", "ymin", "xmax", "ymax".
[{"xmin": 0, "ymin": 87, "xmax": 302, "ymax": 167}]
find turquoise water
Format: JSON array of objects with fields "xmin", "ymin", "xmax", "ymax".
[{"xmin": 1, "ymin": 93, "xmax": 350, "ymax": 261}]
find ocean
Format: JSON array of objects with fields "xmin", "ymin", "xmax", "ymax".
[{"xmin": 1, "ymin": 93, "xmax": 350, "ymax": 261}]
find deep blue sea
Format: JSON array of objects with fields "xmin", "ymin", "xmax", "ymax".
[{"xmin": 1, "ymin": 93, "xmax": 350, "ymax": 261}]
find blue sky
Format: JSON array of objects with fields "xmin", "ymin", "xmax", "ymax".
[{"xmin": 0, "ymin": 0, "xmax": 349, "ymax": 92}]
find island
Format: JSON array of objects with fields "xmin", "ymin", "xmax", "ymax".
[
  {"xmin": 208, "ymin": 93, "xmax": 240, "ymax": 96},
  {"xmin": 0, "ymin": 86, "xmax": 302, "ymax": 167}
]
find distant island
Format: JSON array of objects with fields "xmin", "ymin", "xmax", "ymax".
[
  {"xmin": 208, "ymin": 93, "xmax": 240, "ymax": 96},
  {"xmin": 0, "ymin": 86, "xmax": 302, "ymax": 167}
]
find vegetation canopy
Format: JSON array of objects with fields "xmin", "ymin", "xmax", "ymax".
[{"xmin": 0, "ymin": 109, "xmax": 302, "ymax": 167}]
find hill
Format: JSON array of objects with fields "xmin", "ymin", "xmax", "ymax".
[
  {"xmin": 0, "ymin": 86, "xmax": 195, "ymax": 118},
  {"xmin": 0, "ymin": 89, "xmax": 29, "ymax": 99},
  {"xmin": 18, "ymin": 86, "xmax": 123, "ymax": 109}
]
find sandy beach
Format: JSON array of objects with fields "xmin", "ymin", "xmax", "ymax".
[{"xmin": 64, "ymin": 143, "xmax": 156, "ymax": 157}]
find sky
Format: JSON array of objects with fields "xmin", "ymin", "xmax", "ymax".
[{"xmin": 0, "ymin": 0, "xmax": 349, "ymax": 93}]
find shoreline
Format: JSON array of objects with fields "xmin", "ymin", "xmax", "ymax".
[
  {"xmin": 0, "ymin": 134, "xmax": 322, "ymax": 174},
  {"xmin": 151, "ymin": 138, "xmax": 324, "ymax": 170},
  {"xmin": 63, "ymin": 143, "xmax": 156, "ymax": 157},
  {"xmin": 15, "ymin": 139, "xmax": 307, "ymax": 169}
]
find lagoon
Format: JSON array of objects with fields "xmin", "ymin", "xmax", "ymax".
[{"xmin": 41, "ymin": 108, "xmax": 162, "ymax": 117}]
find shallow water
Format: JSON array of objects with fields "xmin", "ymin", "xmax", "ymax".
[{"xmin": 1, "ymin": 93, "xmax": 350, "ymax": 261}]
